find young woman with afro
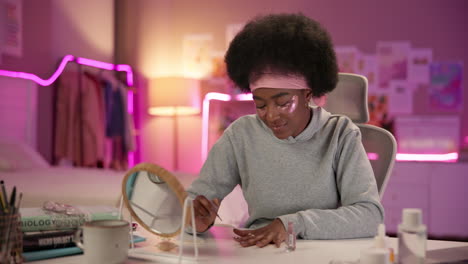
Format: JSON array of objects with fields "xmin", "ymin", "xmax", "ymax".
[{"xmin": 187, "ymin": 13, "xmax": 383, "ymax": 248}]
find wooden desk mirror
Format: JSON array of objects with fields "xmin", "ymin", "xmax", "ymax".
[{"xmin": 121, "ymin": 163, "xmax": 189, "ymax": 253}]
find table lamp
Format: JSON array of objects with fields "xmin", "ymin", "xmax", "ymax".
[{"xmin": 148, "ymin": 77, "xmax": 200, "ymax": 171}]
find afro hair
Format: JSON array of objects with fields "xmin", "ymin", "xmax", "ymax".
[{"xmin": 225, "ymin": 13, "xmax": 338, "ymax": 96}]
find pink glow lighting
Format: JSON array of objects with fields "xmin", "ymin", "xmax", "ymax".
[
  {"xmin": 396, "ymin": 152, "xmax": 458, "ymax": 162},
  {"xmin": 128, "ymin": 152, "xmax": 135, "ymax": 168},
  {"xmin": 76, "ymin": 57, "xmax": 114, "ymax": 70},
  {"xmin": 0, "ymin": 54, "xmax": 134, "ymax": 87},
  {"xmin": 235, "ymin": 93, "xmax": 253, "ymax": 101},
  {"xmin": 202, "ymin": 93, "xmax": 232, "ymax": 160},
  {"xmin": 115, "ymin": 64, "xmax": 134, "ymax": 86},
  {"xmin": 367, "ymin": 153, "xmax": 379, "ymax": 160},
  {"xmin": 0, "ymin": 55, "xmax": 75, "ymax": 86},
  {"xmin": 127, "ymin": 91, "xmax": 134, "ymax": 114}
]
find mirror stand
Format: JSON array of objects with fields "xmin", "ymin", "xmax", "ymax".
[
  {"xmin": 123, "ymin": 196, "xmax": 199, "ymax": 263},
  {"xmin": 179, "ymin": 197, "xmax": 199, "ymax": 260}
]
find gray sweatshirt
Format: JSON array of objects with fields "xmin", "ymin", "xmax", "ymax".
[{"xmin": 188, "ymin": 107, "xmax": 384, "ymax": 239}]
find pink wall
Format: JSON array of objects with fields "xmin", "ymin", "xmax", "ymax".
[{"xmin": 116, "ymin": 0, "xmax": 467, "ymax": 173}]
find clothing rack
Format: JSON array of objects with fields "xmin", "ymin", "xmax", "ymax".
[
  {"xmin": 51, "ymin": 56, "xmax": 136, "ymax": 168},
  {"xmin": 0, "ymin": 55, "xmax": 137, "ymax": 168}
]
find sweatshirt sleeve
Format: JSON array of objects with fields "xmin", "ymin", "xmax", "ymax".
[
  {"xmin": 278, "ymin": 129, "xmax": 384, "ymax": 239},
  {"xmin": 187, "ymin": 130, "xmax": 241, "ymax": 201}
]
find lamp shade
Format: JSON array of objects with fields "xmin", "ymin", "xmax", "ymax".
[{"xmin": 148, "ymin": 77, "xmax": 201, "ymax": 116}]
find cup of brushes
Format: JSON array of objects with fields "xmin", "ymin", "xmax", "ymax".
[{"xmin": 1, "ymin": 181, "xmax": 23, "ymax": 264}]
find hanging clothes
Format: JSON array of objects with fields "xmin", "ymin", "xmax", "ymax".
[
  {"xmin": 54, "ymin": 67, "xmax": 135, "ymax": 169},
  {"xmin": 83, "ymin": 71, "xmax": 106, "ymax": 166},
  {"xmin": 54, "ymin": 70, "xmax": 105, "ymax": 167},
  {"xmin": 55, "ymin": 71, "xmax": 80, "ymax": 165},
  {"xmin": 101, "ymin": 71, "xmax": 135, "ymax": 171}
]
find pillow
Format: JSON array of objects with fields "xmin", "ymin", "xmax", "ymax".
[
  {"xmin": 0, "ymin": 157, "xmax": 18, "ymax": 171},
  {"xmin": 0, "ymin": 140, "xmax": 49, "ymax": 171}
]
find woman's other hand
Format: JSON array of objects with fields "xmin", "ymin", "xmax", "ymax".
[
  {"xmin": 192, "ymin": 195, "xmax": 220, "ymax": 232},
  {"xmin": 233, "ymin": 218, "xmax": 287, "ymax": 248}
]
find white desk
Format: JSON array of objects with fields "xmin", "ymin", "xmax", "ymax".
[{"xmin": 30, "ymin": 225, "xmax": 468, "ymax": 264}]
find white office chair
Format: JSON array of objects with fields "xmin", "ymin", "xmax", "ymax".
[{"xmin": 323, "ymin": 73, "xmax": 397, "ymax": 199}]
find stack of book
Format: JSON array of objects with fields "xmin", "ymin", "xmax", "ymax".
[{"xmin": 19, "ymin": 205, "xmax": 145, "ymax": 261}]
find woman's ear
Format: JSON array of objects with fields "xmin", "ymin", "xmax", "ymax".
[{"xmin": 303, "ymin": 89, "xmax": 313, "ymax": 102}]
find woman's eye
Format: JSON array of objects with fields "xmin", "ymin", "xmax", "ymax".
[
  {"xmin": 278, "ymin": 101, "xmax": 291, "ymax": 107},
  {"xmin": 256, "ymin": 105, "xmax": 266, "ymax": 109}
]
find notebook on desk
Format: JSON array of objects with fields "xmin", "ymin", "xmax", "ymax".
[{"xmin": 22, "ymin": 235, "xmax": 146, "ymax": 262}]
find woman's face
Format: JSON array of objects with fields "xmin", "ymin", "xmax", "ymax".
[{"xmin": 253, "ymin": 88, "xmax": 312, "ymax": 139}]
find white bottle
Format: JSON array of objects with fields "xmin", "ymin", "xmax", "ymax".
[
  {"xmin": 360, "ymin": 224, "xmax": 393, "ymax": 264},
  {"xmin": 397, "ymin": 208, "xmax": 427, "ymax": 264}
]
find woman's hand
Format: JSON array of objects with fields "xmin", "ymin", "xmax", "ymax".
[
  {"xmin": 191, "ymin": 195, "xmax": 220, "ymax": 233},
  {"xmin": 233, "ymin": 218, "xmax": 287, "ymax": 248}
]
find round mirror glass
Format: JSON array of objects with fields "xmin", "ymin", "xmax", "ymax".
[{"xmin": 122, "ymin": 163, "xmax": 187, "ymax": 238}]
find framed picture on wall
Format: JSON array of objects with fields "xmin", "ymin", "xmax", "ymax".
[
  {"xmin": 408, "ymin": 48, "xmax": 433, "ymax": 84},
  {"xmin": 427, "ymin": 62, "xmax": 463, "ymax": 113},
  {"xmin": 335, "ymin": 46, "xmax": 360, "ymax": 74},
  {"xmin": 376, "ymin": 41, "xmax": 411, "ymax": 90},
  {"xmin": 182, "ymin": 34, "xmax": 213, "ymax": 78},
  {"xmin": 2, "ymin": 0, "xmax": 22, "ymax": 57}
]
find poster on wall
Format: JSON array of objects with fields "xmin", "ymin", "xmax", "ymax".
[
  {"xmin": 182, "ymin": 34, "xmax": 213, "ymax": 78},
  {"xmin": 335, "ymin": 46, "xmax": 360, "ymax": 74},
  {"xmin": 388, "ymin": 80, "xmax": 413, "ymax": 115},
  {"xmin": 357, "ymin": 54, "xmax": 377, "ymax": 92},
  {"xmin": 368, "ymin": 92, "xmax": 394, "ymax": 134},
  {"xmin": 376, "ymin": 41, "xmax": 411, "ymax": 89},
  {"xmin": 210, "ymin": 50, "xmax": 228, "ymax": 79},
  {"xmin": 408, "ymin": 48, "xmax": 432, "ymax": 84},
  {"xmin": 2, "ymin": 0, "xmax": 22, "ymax": 57},
  {"xmin": 428, "ymin": 62, "xmax": 463, "ymax": 112}
]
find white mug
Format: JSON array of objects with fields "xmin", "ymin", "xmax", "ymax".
[{"xmin": 75, "ymin": 220, "xmax": 130, "ymax": 264}]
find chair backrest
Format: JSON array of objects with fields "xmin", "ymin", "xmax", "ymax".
[
  {"xmin": 357, "ymin": 124, "xmax": 397, "ymax": 198},
  {"xmin": 323, "ymin": 73, "xmax": 397, "ymax": 198},
  {"xmin": 323, "ymin": 73, "xmax": 369, "ymax": 123}
]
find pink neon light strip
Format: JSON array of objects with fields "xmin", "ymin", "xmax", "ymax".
[
  {"xmin": 202, "ymin": 92, "xmax": 232, "ymax": 160},
  {"xmin": 0, "ymin": 54, "xmax": 134, "ymax": 87},
  {"xmin": 0, "ymin": 55, "xmax": 74, "ymax": 86},
  {"xmin": 235, "ymin": 93, "xmax": 253, "ymax": 101},
  {"xmin": 368, "ymin": 152, "xmax": 458, "ymax": 162},
  {"xmin": 202, "ymin": 92, "xmax": 460, "ymax": 163},
  {"xmin": 127, "ymin": 91, "xmax": 134, "ymax": 114},
  {"xmin": 396, "ymin": 152, "xmax": 458, "ymax": 162},
  {"xmin": 0, "ymin": 55, "xmax": 136, "ymax": 166},
  {"xmin": 76, "ymin": 57, "xmax": 114, "ymax": 71}
]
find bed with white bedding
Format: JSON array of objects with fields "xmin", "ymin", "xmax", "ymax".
[{"xmin": 0, "ymin": 140, "xmax": 125, "ymax": 208}]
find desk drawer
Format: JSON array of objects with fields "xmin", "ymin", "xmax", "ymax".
[{"xmin": 390, "ymin": 162, "xmax": 432, "ymax": 185}]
